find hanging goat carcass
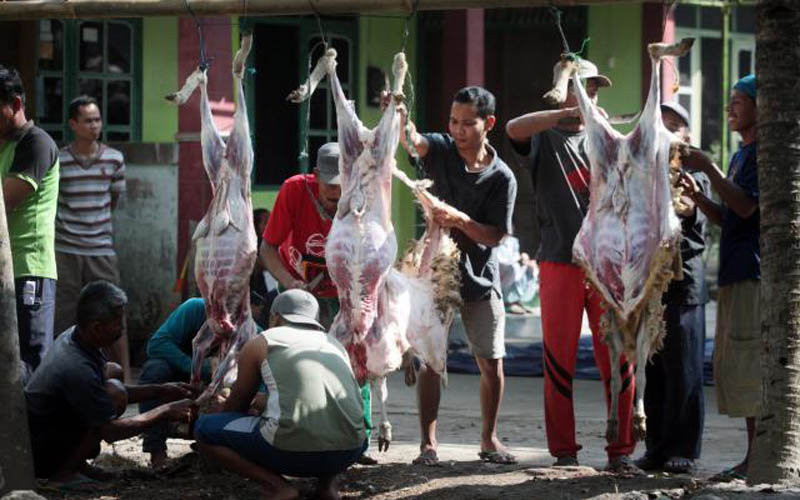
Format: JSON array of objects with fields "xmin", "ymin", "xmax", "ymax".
[
  {"xmin": 288, "ymin": 49, "xmax": 461, "ymax": 451},
  {"xmin": 544, "ymin": 38, "xmax": 694, "ymax": 442},
  {"xmin": 166, "ymin": 34, "xmax": 257, "ymax": 401}
]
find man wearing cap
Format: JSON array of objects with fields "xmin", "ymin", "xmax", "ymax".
[
  {"xmin": 194, "ymin": 289, "xmax": 366, "ymax": 500},
  {"xmin": 137, "ymin": 295, "xmax": 265, "ymax": 468},
  {"xmin": 258, "ymin": 142, "xmax": 374, "ymax": 463},
  {"xmin": 506, "ymin": 61, "xmax": 639, "ymax": 472},
  {"xmin": 678, "ymin": 74, "xmax": 759, "ymax": 479},
  {"xmin": 259, "ymin": 142, "xmax": 341, "ymax": 327},
  {"xmin": 636, "ymin": 100, "xmax": 710, "ymax": 474}
]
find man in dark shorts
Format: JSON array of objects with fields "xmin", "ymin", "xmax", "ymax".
[
  {"xmin": 0, "ymin": 64, "xmax": 60, "ymax": 384},
  {"xmin": 25, "ymin": 281, "xmax": 195, "ymax": 486},
  {"xmin": 399, "ymin": 86, "xmax": 518, "ymax": 465}
]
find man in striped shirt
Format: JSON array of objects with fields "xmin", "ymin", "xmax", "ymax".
[{"xmin": 55, "ymin": 95, "xmax": 129, "ymax": 380}]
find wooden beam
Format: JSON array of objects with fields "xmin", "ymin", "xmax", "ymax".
[{"xmin": 0, "ymin": 0, "xmax": 642, "ymax": 21}]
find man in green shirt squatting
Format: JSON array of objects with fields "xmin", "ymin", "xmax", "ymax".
[{"xmin": 194, "ymin": 289, "xmax": 367, "ymax": 500}]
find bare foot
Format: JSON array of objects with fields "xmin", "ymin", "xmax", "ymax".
[
  {"xmin": 316, "ymin": 474, "xmax": 341, "ymax": 500},
  {"xmin": 262, "ymin": 484, "xmax": 299, "ymax": 500}
]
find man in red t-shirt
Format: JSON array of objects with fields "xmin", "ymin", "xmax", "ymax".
[
  {"xmin": 260, "ymin": 143, "xmax": 376, "ymax": 464},
  {"xmin": 259, "ymin": 142, "xmax": 341, "ymax": 327}
]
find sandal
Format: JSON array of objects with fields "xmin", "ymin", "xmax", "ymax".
[
  {"xmin": 710, "ymin": 467, "xmax": 746, "ymax": 482},
  {"xmin": 412, "ymin": 448, "xmax": 440, "ymax": 466},
  {"xmin": 478, "ymin": 450, "xmax": 518, "ymax": 465},
  {"xmin": 633, "ymin": 453, "xmax": 664, "ymax": 471},
  {"xmin": 605, "ymin": 455, "xmax": 645, "ymax": 476},
  {"xmin": 663, "ymin": 456, "xmax": 696, "ymax": 474},
  {"xmin": 552, "ymin": 455, "xmax": 579, "ymax": 467}
]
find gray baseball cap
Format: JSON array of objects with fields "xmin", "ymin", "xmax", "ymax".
[
  {"xmin": 316, "ymin": 142, "xmax": 341, "ymax": 185},
  {"xmin": 660, "ymin": 99, "xmax": 690, "ymax": 127},
  {"xmin": 270, "ymin": 289, "xmax": 324, "ymax": 330}
]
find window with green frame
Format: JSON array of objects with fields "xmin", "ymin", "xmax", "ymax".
[
  {"xmin": 247, "ymin": 17, "xmax": 357, "ymax": 187},
  {"xmin": 36, "ymin": 19, "xmax": 141, "ymax": 144}
]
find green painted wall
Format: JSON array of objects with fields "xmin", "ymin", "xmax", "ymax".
[
  {"xmin": 587, "ymin": 5, "xmax": 643, "ymax": 134},
  {"xmin": 142, "ymin": 18, "xmax": 178, "ymax": 142},
  {"xmin": 359, "ymin": 15, "xmax": 418, "ymax": 251}
]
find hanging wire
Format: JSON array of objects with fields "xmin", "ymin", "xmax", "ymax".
[
  {"xmin": 399, "ymin": 0, "xmax": 421, "ymax": 161},
  {"xmin": 183, "ymin": 0, "xmax": 211, "ymax": 70},
  {"xmin": 297, "ymin": 0, "xmax": 330, "ymax": 167},
  {"xmin": 548, "ymin": 5, "xmax": 572, "ymax": 55}
]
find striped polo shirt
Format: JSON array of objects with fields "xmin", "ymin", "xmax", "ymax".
[{"xmin": 56, "ymin": 144, "xmax": 126, "ymax": 256}]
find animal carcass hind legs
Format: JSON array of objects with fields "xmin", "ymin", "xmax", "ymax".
[{"xmin": 372, "ymin": 376, "xmax": 392, "ymax": 451}]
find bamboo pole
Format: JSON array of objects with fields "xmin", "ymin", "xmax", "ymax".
[{"xmin": 0, "ymin": 0, "xmax": 641, "ymax": 20}]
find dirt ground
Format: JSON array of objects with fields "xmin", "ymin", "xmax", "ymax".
[{"xmin": 32, "ymin": 373, "xmax": 800, "ymax": 500}]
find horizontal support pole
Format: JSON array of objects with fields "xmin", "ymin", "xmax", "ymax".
[{"xmin": 0, "ymin": 0, "xmax": 642, "ymax": 20}]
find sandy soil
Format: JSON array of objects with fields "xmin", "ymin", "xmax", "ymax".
[{"xmin": 31, "ymin": 374, "xmax": 800, "ymax": 500}]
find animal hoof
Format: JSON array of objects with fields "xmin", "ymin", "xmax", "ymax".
[
  {"xmin": 633, "ymin": 415, "xmax": 647, "ymax": 441},
  {"xmin": 378, "ymin": 437, "xmax": 391, "ymax": 452}
]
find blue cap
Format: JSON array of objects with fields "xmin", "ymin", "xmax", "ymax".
[{"xmin": 733, "ymin": 74, "xmax": 756, "ymax": 100}]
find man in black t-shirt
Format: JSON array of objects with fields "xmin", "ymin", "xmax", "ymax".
[
  {"xmin": 400, "ymin": 86, "xmax": 518, "ymax": 465},
  {"xmin": 506, "ymin": 60, "xmax": 640, "ymax": 472},
  {"xmin": 635, "ymin": 101, "xmax": 710, "ymax": 474}
]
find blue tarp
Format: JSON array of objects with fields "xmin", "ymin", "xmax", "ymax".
[{"xmin": 447, "ymin": 336, "xmax": 716, "ymax": 386}]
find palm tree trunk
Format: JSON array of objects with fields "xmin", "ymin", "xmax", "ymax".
[
  {"xmin": 748, "ymin": 0, "xmax": 800, "ymax": 485},
  {"xmin": 0, "ymin": 188, "xmax": 35, "ymax": 492}
]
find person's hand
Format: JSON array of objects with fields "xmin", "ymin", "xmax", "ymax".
[
  {"xmin": 248, "ymin": 393, "xmax": 266, "ymax": 415},
  {"xmin": 287, "ymin": 279, "xmax": 306, "ymax": 290},
  {"xmin": 164, "ymin": 398, "xmax": 197, "ymax": 422},
  {"xmin": 676, "ymin": 171, "xmax": 701, "ymax": 199},
  {"xmin": 159, "ymin": 382, "xmax": 196, "ymax": 402},
  {"xmin": 431, "ymin": 203, "xmax": 469, "ymax": 229},
  {"xmin": 681, "ymin": 147, "xmax": 714, "ymax": 173}
]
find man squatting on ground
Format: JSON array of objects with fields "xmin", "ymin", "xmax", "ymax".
[
  {"xmin": 505, "ymin": 60, "xmax": 640, "ymax": 472},
  {"xmin": 25, "ymin": 281, "xmax": 195, "ymax": 485},
  {"xmin": 258, "ymin": 142, "xmax": 374, "ymax": 462},
  {"xmin": 54, "ymin": 95, "xmax": 130, "ymax": 381},
  {"xmin": 636, "ymin": 100, "xmax": 710, "ymax": 474},
  {"xmin": 678, "ymin": 74, "xmax": 759, "ymax": 480},
  {"xmin": 0, "ymin": 64, "xmax": 59, "ymax": 385},
  {"xmin": 194, "ymin": 289, "xmax": 367, "ymax": 500},
  {"xmin": 137, "ymin": 294, "xmax": 265, "ymax": 468},
  {"xmin": 399, "ymin": 85, "xmax": 518, "ymax": 466}
]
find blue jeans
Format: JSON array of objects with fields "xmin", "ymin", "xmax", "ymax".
[
  {"xmin": 138, "ymin": 358, "xmax": 187, "ymax": 453},
  {"xmin": 195, "ymin": 412, "xmax": 366, "ymax": 477},
  {"xmin": 16, "ymin": 276, "xmax": 56, "ymax": 385}
]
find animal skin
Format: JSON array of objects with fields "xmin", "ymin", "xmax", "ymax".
[
  {"xmin": 546, "ymin": 38, "xmax": 694, "ymax": 443},
  {"xmin": 166, "ymin": 34, "xmax": 257, "ymax": 402},
  {"xmin": 289, "ymin": 49, "xmax": 461, "ymax": 451}
]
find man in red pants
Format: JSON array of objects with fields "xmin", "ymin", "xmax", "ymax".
[{"xmin": 506, "ymin": 60, "xmax": 639, "ymax": 472}]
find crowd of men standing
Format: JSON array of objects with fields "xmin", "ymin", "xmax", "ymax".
[{"xmin": 0, "ymin": 49, "xmax": 761, "ymax": 495}]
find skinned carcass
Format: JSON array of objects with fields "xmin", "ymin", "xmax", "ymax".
[
  {"xmin": 166, "ymin": 34, "xmax": 257, "ymax": 401},
  {"xmin": 289, "ymin": 49, "xmax": 461, "ymax": 450},
  {"xmin": 545, "ymin": 38, "xmax": 694, "ymax": 442}
]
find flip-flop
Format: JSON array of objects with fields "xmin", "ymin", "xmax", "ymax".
[
  {"xmin": 663, "ymin": 456, "xmax": 696, "ymax": 474},
  {"xmin": 478, "ymin": 450, "xmax": 518, "ymax": 465},
  {"xmin": 710, "ymin": 467, "xmax": 746, "ymax": 482},
  {"xmin": 412, "ymin": 448, "xmax": 440, "ymax": 466}
]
